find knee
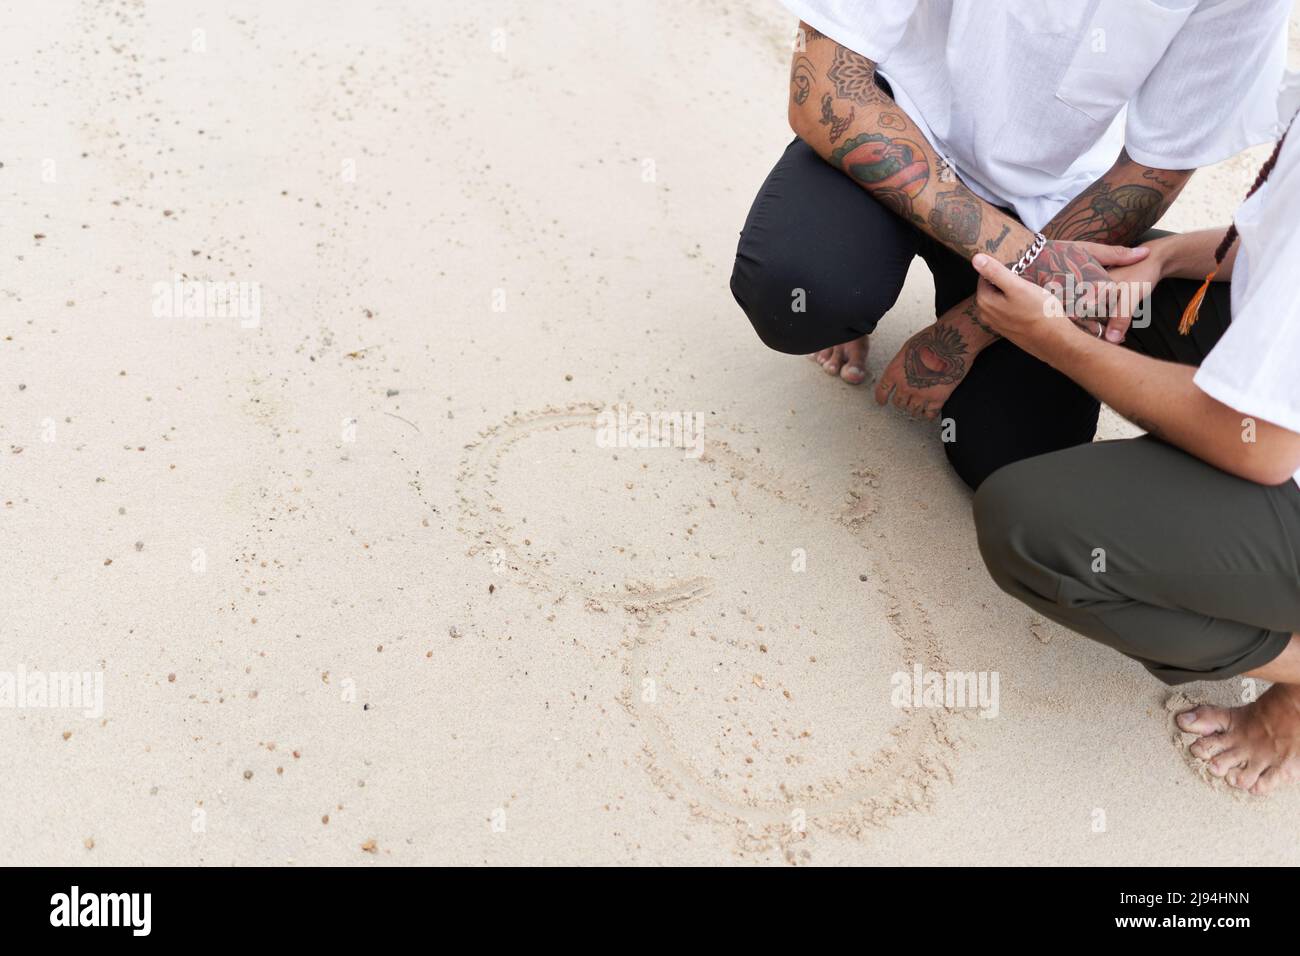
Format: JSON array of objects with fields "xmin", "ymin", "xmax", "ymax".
[
  {"xmin": 729, "ymin": 250, "xmax": 894, "ymax": 355},
  {"xmin": 940, "ymin": 351, "xmax": 1101, "ymax": 491},
  {"xmin": 972, "ymin": 460, "xmax": 1065, "ymax": 599},
  {"xmin": 972, "ymin": 465, "xmax": 1026, "ymax": 594},
  {"xmin": 942, "ymin": 430, "xmax": 999, "ymax": 492}
]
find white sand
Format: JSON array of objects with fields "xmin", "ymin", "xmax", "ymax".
[{"xmin": 2, "ymin": 0, "xmax": 1298, "ymax": 865}]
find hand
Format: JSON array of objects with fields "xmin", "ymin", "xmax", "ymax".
[
  {"xmin": 1105, "ymin": 239, "xmax": 1172, "ymax": 338},
  {"xmin": 971, "ymin": 252, "xmax": 1073, "ymax": 356},
  {"xmin": 1020, "ymin": 240, "xmax": 1149, "ymax": 342},
  {"xmin": 874, "ymin": 302, "xmax": 995, "ymax": 420}
]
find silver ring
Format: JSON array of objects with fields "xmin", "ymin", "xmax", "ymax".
[{"xmin": 1095, "ymin": 324, "xmax": 1104, "ymax": 338}]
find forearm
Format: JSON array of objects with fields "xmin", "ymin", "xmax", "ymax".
[
  {"xmin": 915, "ymin": 152, "xmax": 1189, "ymax": 340},
  {"xmin": 1043, "ymin": 149, "xmax": 1192, "ymax": 246},
  {"xmin": 1158, "ymin": 228, "xmax": 1240, "ymax": 281},
  {"xmin": 1035, "ymin": 327, "xmax": 1298, "ymax": 484},
  {"xmin": 789, "ymin": 27, "xmax": 1033, "ymax": 260}
]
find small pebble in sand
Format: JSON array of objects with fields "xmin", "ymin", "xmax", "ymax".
[
  {"xmin": 564, "ymin": 373, "xmax": 573, "ymax": 381},
  {"xmin": 488, "ymin": 583, "xmax": 495, "ymax": 594},
  {"xmin": 321, "ymin": 815, "xmax": 330, "ymax": 825},
  {"xmin": 168, "ymin": 673, "xmax": 176, "ymax": 682},
  {"xmin": 361, "ymin": 839, "xmax": 377, "ymax": 853},
  {"xmin": 62, "ymin": 730, "xmax": 72, "ymax": 741},
  {"xmin": 243, "ymin": 770, "xmax": 253, "ymax": 780},
  {"xmin": 134, "ymin": 541, "xmax": 144, "ymax": 551},
  {"xmin": 84, "ymin": 837, "xmax": 94, "ymax": 850},
  {"xmin": 103, "ymin": 558, "xmax": 112, "ymax": 566},
  {"xmin": 449, "ymin": 626, "xmax": 462, "ymax": 640},
  {"xmin": 859, "ymin": 574, "xmax": 868, "ymax": 582}
]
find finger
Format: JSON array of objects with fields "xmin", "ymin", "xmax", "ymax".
[
  {"xmin": 970, "ymin": 253, "xmax": 1021, "ymax": 294},
  {"xmin": 975, "ymin": 276, "xmax": 1013, "ymax": 322},
  {"xmin": 1079, "ymin": 242, "xmax": 1150, "ymax": 267},
  {"xmin": 874, "ymin": 376, "xmax": 892, "ymax": 406},
  {"xmin": 1103, "ymin": 309, "xmax": 1131, "ymax": 343}
]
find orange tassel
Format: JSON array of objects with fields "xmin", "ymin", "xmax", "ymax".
[{"xmin": 1178, "ymin": 268, "xmax": 1218, "ymax": 335}]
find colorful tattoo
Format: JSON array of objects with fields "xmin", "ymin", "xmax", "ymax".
[
  {"xmin": 903, "ymin": 323, "xmax": 967, "ymax": 388},
  {"xmin": 831, "ymin": 132, "xmax": 930, "ymax": 222}
]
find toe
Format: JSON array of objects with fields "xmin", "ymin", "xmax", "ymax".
[
  {"xmin": 1234, "ymin": 759, "xmax": 1268, "ymax": 792},
  {"xmin": 810, "ymin": 349, "xmax": 832, "ymax": 365},
  {"xmin": 1209, "ymin": 747, "xmax": 1247, "ymax": 778},
  {"xmin": 822, "ymin": 346, "xmax": 843, "ymax": 375},
  {"xmin": 1177, "ymin": 705, "xmax": 1232, "ymax": 736},
  {"xmin": 840, "ymin": 337, "xmax": 869, "ymax": 379},
  {"xmin": 1251, "ymin": 768, "xmax": 1283, "ymax": 796},
  {"xmin": 1190, "ymin": 733, "xmax": 1233, "ymax": 761}
]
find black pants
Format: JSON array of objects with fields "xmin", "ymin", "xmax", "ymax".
[{"xmin": 729, "ymin": 137, "xmax": 1232, "ymax": 489}]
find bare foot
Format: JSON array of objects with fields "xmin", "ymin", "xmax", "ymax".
[
  {"xmin": 809, "ymin": 334, "xmax": 869, "ymax": 385},
  {"xmin": 1177, "ymin": 683, "xmax": 1300, "ymax": 795}
]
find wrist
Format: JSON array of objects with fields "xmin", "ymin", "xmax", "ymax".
[
  {"xmin": 1022, "ymin": 309, "xmax": 1076, "ymax": 360},
  {"xmin": 1146, "ymin": 236, "xmax": 1178, "ymax": 281}
]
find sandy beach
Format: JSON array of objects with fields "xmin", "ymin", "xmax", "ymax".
[{"xmin": 3, "ymin": 0, "xmax": 1299, "ymax": 865}]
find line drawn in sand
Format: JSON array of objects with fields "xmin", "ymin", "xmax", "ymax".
[{"xmin": 458, "ymin": 404, "xmax": 961, "ymax": 857}]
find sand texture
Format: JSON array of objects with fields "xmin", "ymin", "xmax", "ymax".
[{"xmin": 2, "ymin": 0, "xmax": 1298, "ymax": 865}]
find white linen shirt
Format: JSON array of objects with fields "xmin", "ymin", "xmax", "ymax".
[
  {"xmin": 781, "ymin": 0, "xmax": 1291, "ymax": 229},
  {"xmin": 1194, "ymin": 121, "xmax": 1300, "ymax": 486}
]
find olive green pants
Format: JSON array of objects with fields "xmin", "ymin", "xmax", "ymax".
[{"xmin": 973, "ymin": 264, "xmax": 1300, "ymax": 685}]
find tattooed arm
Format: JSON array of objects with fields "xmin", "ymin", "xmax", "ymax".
[
  {"xmin": 873, "ymin": 150, "xmax": 1185, "ymax": 417},
  {"xmin": 788, "ymin": 26, "xmax": 1035, "ymax": 261},
  {"xmin": 1045, "ymin": 150, "xmax": 1191, "ymax": 246}
]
